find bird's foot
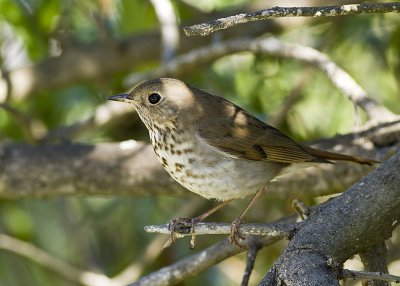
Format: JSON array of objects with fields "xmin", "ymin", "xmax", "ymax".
[
  {"xmin": 168, "ymin": 217, "xmax": 199, "ymax": 248},
  {"xmin": 230, "ymin": 218, "xmax": 246, "ymax": 247}
]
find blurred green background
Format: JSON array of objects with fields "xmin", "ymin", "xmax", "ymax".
[{"xmin": 0, "ymin": 0, "xmax": 399, "ymax": 285}]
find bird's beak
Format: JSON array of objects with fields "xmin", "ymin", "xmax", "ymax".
[{"xmin": 107, "ymin": 94, "xmax": 131, "ymax": 103}]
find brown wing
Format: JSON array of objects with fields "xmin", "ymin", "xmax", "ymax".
[{"xmin": 196, "ymin": 102, "xmax": 326, "ymax": 164}]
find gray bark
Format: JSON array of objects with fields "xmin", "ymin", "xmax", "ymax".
[
  {"xmin": 0, "ymin": 118, "xmax": 400, "ymax": 199},
  {"xmin": 360, "ymin": 243, "xmax": 389, "ymax": 286},
  {"xmin": 259, "ymin": 150, "xmax": 400, "ymax": 285},
  {"xmin": 0, "ymin": 120, "xmax": 398, "ymax": 199},
  {"xmin": 0, "ymin": 142, "xmax": 183, "ymax": 198},
  {"xmin": 184, "ymin": 3, "xmax": 400, "ymax": 36}
]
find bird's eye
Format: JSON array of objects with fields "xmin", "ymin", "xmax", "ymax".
[{"xmin": 148, "ymin": 93, "xmax": 161, "ymax": 105}]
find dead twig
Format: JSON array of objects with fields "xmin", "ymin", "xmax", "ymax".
[
  {"xmin": 341, "ymin": 269, "xmax": 400, "ymax": 284},
  {"xmin": 184, "ymin": 3, "xmax": 400, "ymax": 36}
]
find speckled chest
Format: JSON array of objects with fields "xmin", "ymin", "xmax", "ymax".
[
  {"xmin": 147, "ymin": 123, "xmax": 279, "ymax": 201},
  {"xmin": 148, "ymin": 124, "xmax": 201, "ymax": 189}
]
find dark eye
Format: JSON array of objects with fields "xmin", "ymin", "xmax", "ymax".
[{"xmin": 148, "ymin": 93, "xmax": 161, "ymax": 104}]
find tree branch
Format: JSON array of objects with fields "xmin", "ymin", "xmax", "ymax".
[
  {"xmin": 129, "ymin": 219, "xmax": 293, "ymax": 286},
  {"xmin": 259, "ymin": 149, "xmax": 400, "ymax": 285},
  {"xmin": 0, "ymin": 234, "xmax": 115, "ymax": 286},
  {"xmin": 242, "ymin": 237, "xmax": 263, "ymax": 286},
  {"xmin": 126, "ymin": 36, "xmax": 394, "ymax": 121},
  {"xmin": 0, "ymin": 140, "xmax": 183, "ymax": 199},
  {"xmin": 45, "ymin": 36, "xmax": 393, "ymax": 142},
  {"xmin": 0, "ymin": 103, "xmax": 37, "ymax": 143},
  {"xmin": 184, "ymin": 3, "xmax": 400, "ymax": 36},
  {"xmin": 128, "ymin": 149, "xmax": 400, "ymax": 285},
  {"xmin": 1, "ymin": 119, "xmax": 397, "ymax": 199},
  {"xmin": 341, "ymin": 269, "xmax": 400, "ymax": 284},
  {"xmin": 128, "ymin": 239, "xmax": 240, "ymax": 286},
  {"xmin": 359, "ymin": 242, "xmax": 389, "ymax": 286},
  {"xmin": 144, "ymin": 222, "xmax": 296, "ymax": 237}
]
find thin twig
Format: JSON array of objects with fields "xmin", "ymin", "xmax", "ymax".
[
  {"xmin": 268, "ymin": 70, "xmax": 311, "ymax": 127},
  {"xmin": 341, "ymin": 269, "xmax": 400, "ymax": 284},
  {"xmin": 184, "ymin": 3, "xmax": 400, "ymax": 36},
  {"xmin": 132, "ymin": 218, "xmax": 297, "ymax": 286},
  {"xmin": 241, "ymin": 237, "xmax": 262, "ymax": 286},
  {"xmin": 144, "ymin": 221, "xmax": 296, "ymax": 237},
  {"xmin": 0, "ymin": 103, "xmax": 37, "ymax": 143},
  {"xmin": 0, "ymin": 234, "xmax": 116, "ymax": 286},
  {"xmin": 0, "ymin": 52, "xmax": 12, "ymax": 101},
  {"xmin": 156, "ymin": 220, "xmax": 296, "ymax": 249},
  {"xmin": 292, "ymin": 199, "xmax": 310, "ymax": 220}
]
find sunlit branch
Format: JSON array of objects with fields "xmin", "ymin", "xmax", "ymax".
[{"xmin": 184, "ymin": 3, "xmax": 400, "ymax": 36}]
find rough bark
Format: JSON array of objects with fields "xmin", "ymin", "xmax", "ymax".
[
  {"xmin": 0, "ymin": 142, "xmax": 182, "ymax": 198},
  {"xmin": 259, "ymin": 150, "xmax": 400, "ymax": 285},
  {"xmin": 360, "ymin": 243, "xmax": 389, "ymax": 286},
  {"xmin": 184, "ymin": 3, "xmax": 400, "ymax": 36}
]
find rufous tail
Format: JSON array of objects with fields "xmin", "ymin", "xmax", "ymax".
[{"xmin": 306, "ymin": 147, "xmax": 379, "ymax": 166}]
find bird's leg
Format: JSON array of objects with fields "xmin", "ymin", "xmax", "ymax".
[
  {"xmin": 230, "ymin": 187, "xmax": 266, "ymax": 246},
  {"xmin": 196, "ymin": 199, "xmax": 235, "ymax": 221},
  {"xmin": 168, "ymin": 199, "xmax": 234, "ymax": 243}
]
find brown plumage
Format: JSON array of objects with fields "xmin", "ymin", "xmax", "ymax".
[
  {"xmin": 190, "ymin": 83, "xmax": 377, "ymax": 166},
  {"xmin": 109, "ymin": 78, "xmax": 378, "ymax": 244}
]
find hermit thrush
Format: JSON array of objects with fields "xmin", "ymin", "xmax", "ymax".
[{"xmin": 108, "ymin": 78, "xmax": 377, "ymax": 245}]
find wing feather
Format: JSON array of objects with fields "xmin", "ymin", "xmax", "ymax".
[{"xmin": 196, "ymin": 104, "xmax": 323, "ymax": 164}]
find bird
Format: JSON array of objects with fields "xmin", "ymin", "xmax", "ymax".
[{"xmin": 108, "ymin": 78, "xmax": 378, "ymax": 245}]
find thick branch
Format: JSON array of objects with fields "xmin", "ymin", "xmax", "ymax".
[
  {"xmin": 184, "ymin": 3, "xmax": 400, "ymax": 36},
  {"xmin": 1, "ymin": 119, "xmax": 397, "ymax": 199},
  {"xmin": 259, "ymin": 150, "xmax": 400, "ymax": 285},
  {"xmin": 0, "ymin": 140, "xmax": 183, "ymax": 198},
  {"xmin": 126, "ymin": 150, "xmax": 400, "ymax": 285}
]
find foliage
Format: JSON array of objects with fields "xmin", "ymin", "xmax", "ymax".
[{"xmin": 0, "ymin": 1, "xmax": 399, "ymax": 285}]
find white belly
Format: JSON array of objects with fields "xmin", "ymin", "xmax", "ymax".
[{"xmin": 151, "ymin": 133, "xmax": 284, "ymax": 201}]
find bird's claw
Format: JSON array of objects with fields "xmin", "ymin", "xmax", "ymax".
[
  {"xmin": 230, "ymin": 218, "xmax": 246, "ymax": 247},
  {"xmin": 168, "ymin": 217, "xmax": 198, "ymax": 247}
]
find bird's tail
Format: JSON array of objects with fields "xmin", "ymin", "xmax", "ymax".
[{"xmin": 305, "ymin": 147, "xmax": 379, "ymax": 166}]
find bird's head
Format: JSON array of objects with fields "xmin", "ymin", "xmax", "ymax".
[{"xmin": 108, "ymin": 78, "xmax": 198, "ymax": 129}]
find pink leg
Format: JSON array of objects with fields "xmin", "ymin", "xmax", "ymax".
[{"xmin": 230, "ymin": 187, "xmax": 266, "ymax": 246}]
